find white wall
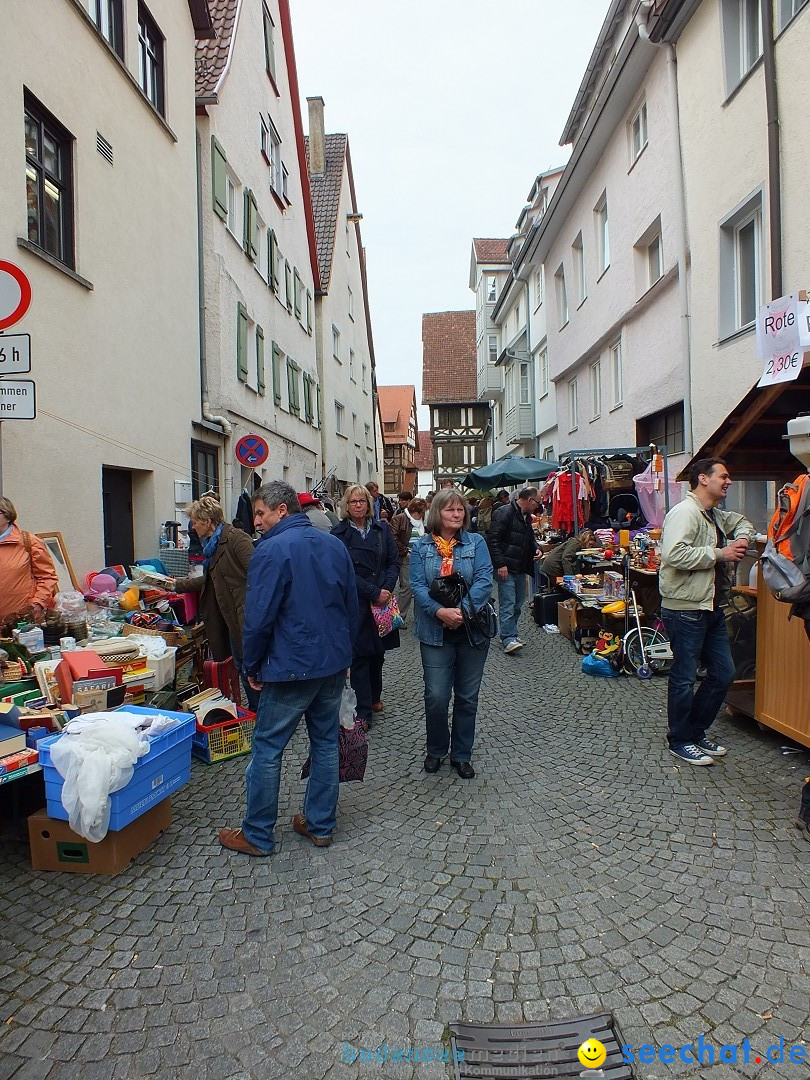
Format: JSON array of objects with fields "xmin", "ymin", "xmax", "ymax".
[{"xmin": 2, "ymin": 0, "xmax": 201, "ymax": 579}]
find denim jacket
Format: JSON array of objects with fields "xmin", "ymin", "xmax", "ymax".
[{"xmin": 409, "ymin": 530, "xmax": 494, "ymax": 646}]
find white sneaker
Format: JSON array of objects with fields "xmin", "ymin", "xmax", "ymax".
[
  {"xmin": 504, "ymin": 640, "xmax": 524, "ymax": 655},
  {"xmin": 696, "ymin": 737, "xmax": 728, "ymax": 757}
]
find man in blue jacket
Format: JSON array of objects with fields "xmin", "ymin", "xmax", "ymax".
[{"xmin": 219, "ymin": 481, "xmax": 358, "ymax": 856}]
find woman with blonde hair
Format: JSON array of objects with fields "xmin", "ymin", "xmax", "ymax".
[
  {"xmin": 170, "ymin": 495, "xmax": 256, "ymax": 706},
  {"xmin": 0, "ymin": 496, "xmax": 58, "ymax": 631},
  {"xmin": 331, "ymin": 484, "xmax": 400, "ymax": 728}
]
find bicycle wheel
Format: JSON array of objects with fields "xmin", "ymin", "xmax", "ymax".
[{"xmin": 623, "ymin": 627, "xmax": 673, "ymax": 675}]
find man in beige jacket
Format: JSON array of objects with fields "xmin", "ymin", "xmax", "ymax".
[{"xmin": 660, "ymin": 458, "xmax": 755, "ymax": 766}]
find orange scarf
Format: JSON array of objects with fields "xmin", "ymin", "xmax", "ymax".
[{"xmin": 432, "ymin": 534, "xmax": 458, "ymax": 577}]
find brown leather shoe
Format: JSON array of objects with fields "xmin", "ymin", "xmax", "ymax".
[
  {"xmin": 292, "ymin": 813, "xmax": 333, "ymax": 847},
  {"xmin": 218, "ymin": 827, "xmax": 273, "ymax": 856},
  {"xmin": 371, "ymin": 701, "xmax": 384, "ymax": 713}
]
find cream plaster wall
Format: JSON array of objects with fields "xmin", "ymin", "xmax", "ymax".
[{"xmin": 2, "ymin": 0, "xmax": 201, "ymax": 579}]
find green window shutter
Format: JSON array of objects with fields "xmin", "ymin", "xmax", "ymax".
[
  {"xmin": 269, "ymin": 231, "xmax": 281, "ymax": 293},
  {"xmin": 249, "ymin": 191, "xmax": 259, "ymax": 261},
  {"xmin": 237, "ymin": 302, "xmax": 248, "ymax": 382},
  {"xmin": 287, "ymin": 358, "xmax": 300, "ymax": 415},
  {"xmin": 285, "ymin": 261, "xmax": 293, "ymax": 310},
  {"xmin": 315, "ymin": 384, "xmax": 321, "ymax": 428},
  {"xmin": 271, "ymin": 341, "xmax": 282, "ymax": 405},
  {"xmin": 243, "ymin": 188, "xmax": 254, "ymax": 256},
  {"xmin": 306, "ymin": 290, "xmax": 313, "ymax": 334},
  {"xmin": 293, "ymin": 270, "xmax": 302, "ymax": 319},
  {"xmin": 263, "ymin": 7, "xmax": 276, "ymax": 82},
  {"xmin": 256, "ymin": 325, "xmax": 265, "ymax": 395},
  {"xmin": 211, "ymin": 137, "xmax": 228, "ymax": 220},
  {"xmin": 303, "ymin": 374, "xmax": 313, "ymax": 422}
]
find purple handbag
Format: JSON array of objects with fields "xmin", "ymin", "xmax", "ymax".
[{"xmin": 301, "ymin": 721, "xmax": 368, "ymax": 783}]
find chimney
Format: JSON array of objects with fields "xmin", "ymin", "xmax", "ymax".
[{"xmin": 307, "ymin": 96, "xmax": 326, "ymax": 176}]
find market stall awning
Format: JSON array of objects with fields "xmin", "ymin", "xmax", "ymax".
[
  {"xmin": 679, "ymin": 357, "xmax": 810, "ymax": 482},
  {"xmin": 460, "ymin": 456, "xmax": 558, "ymax": 489}
]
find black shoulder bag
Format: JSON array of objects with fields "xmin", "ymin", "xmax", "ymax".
[{"xmin": 428, "ymin": 571, "xmax": 497, "ymax": 647}]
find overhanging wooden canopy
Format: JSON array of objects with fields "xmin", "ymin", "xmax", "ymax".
[{"xmin": 679, "ymin": 357, "xmax": 810, "ymax": 482}]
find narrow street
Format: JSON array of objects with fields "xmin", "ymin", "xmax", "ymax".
[{"xmin": 2, "ymin": 621, "xmax": 809, "ymax": 1080}]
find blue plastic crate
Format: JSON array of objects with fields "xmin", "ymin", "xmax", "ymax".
[{"xmin": 39, "ymin": 706, "xmax": 195, "ymax": 831}]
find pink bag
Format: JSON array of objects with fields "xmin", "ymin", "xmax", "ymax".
[{"xmin": 370, "ymin": 595, "xmax": 404, "ymax": 636}]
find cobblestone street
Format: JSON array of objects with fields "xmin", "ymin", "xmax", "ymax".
[{"xmin": 2, "ymin": 619, "xmax": 809, "ymax": 1080}]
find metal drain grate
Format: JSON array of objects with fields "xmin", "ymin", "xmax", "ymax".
[{"xmin": 450, "ymin": 1011, "xmax": 633, "ymax": 1079}]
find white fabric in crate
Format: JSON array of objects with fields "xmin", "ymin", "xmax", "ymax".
[{"xmin": 49, "ymin": 718, "xmax": 150, "ymax": 842}]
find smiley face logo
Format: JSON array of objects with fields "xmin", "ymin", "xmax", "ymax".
[{"xmin": 577, "ymin": 1038, "xmax": 607, "ymax": 1069}]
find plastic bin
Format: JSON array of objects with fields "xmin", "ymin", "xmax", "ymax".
[
  {"xmin": 191, "ymin": 707, "xmax": 255, "ymax": 764},
  {"xmin": 39, "ymin": 705, "xmax": 195, "ymax": 831},
  {"xmin": 145, "ymin": 647, "xmax": 177, "ymax": 691}
]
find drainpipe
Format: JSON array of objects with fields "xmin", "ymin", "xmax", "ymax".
[
  {"xmin": 636, "ymin": 3, "xmax": 693, "ymax": 455},
  {"xmin": 195, "ymin": 130, "xmax": 233, "ymax": 510},
  {"xmin": 761, "ymin": 0, "xmax": 782, "ymax": 300}
]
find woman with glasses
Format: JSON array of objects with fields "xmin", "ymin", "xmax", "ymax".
[{"xmin": 331, "ymin": 485, "xmax": 401, "ymax": 728}]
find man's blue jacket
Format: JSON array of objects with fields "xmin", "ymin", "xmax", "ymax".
[{"xmin": 242, "ymin": 513, "xmax": 358, "ymax": 683}]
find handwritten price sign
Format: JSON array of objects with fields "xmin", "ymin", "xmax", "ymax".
[
  {"xmin": 757, "ymin": 348, "xmax": 802, "ymax": 388},
  {"xmin": 755, "ymin": 294, "xmax": 809, "ymax": 388}
]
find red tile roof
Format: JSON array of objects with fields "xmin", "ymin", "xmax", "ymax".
[
  {"xmin": 195, "ymin": 0, "xmax": 238, "ymax": 95},
  {"xmin": 413, "ymin": 432, "xmax": 435, "ymax": 471},
  {"xmin": 421, "ymin": 311, "xmax": 477, "ymax": 404},
  {"xmin": 305, "ymin": 132, "xmax": 347, "ymax": 293},
  {"xmin": 377, "ymin": 385, "xmax": 416, "ymax": 445},
  {"xmin": 472, "ymin": 238, "xmax": 510, "ymax": 264}
]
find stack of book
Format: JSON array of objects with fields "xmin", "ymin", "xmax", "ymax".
[
  {"xmin": 0, "ymin": 725, "xmax": 40, "ymax": 786},
  {"xmin": 182, "ymin": 686, "xmax": 239, "ymax": 728}
]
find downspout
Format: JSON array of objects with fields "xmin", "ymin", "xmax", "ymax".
[
  {"xmin": 195, "ymin": 129, "xmax": 233, "ymax": 508},
  {"xmin": 637, "ymin": 3, "xmax": 693, "ymax": 455},
  {"xmin": 761, "ymin": 0, "xmax": 782, "ymax": 299}
]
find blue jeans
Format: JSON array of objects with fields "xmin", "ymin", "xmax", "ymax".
[
  {"xmin": 497, "ymin": 571, "xmax": 527, "ymax": 644},
  {"xmin": 420, "ymin": 638, "xmax": 489, "ymax": 763},
  {"xmin": 660, "ymin": 608, "xmax": 735, "ymax": 748},
  {"xmin": 241, "ymin": 669, "xmax": 345, "ymax": 852}
]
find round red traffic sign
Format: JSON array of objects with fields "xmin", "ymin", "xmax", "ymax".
[
  {"xmin": 234, "ymin": 434, "xmax": 269, "ymax": 468},
  {"xmin": 0, "ymin": 261, "xmax": 32, "ymax": 332}
]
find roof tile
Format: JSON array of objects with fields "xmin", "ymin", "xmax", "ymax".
[
  {"xmin": 422, "ymin": 311, "xmax": 477, "ymax": 404},
  {"xmin": 305, "ymin": 133, "xmax": 347, "ymax": 293},
  {"xmin": 472, "ymin": 238, "xmax": 510, "ymax": 264},
  {"xmin": 195, "ymin": 0, "xmax": 238, "ymax": 96},
  {"xmin": 377, "ymin": 385, "xmax": 416, "ymax": 445}
]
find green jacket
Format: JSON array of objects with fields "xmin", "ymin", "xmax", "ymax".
[{"xmin": 659, "ymin": 491, "xmax": 754, "ymax": 610}]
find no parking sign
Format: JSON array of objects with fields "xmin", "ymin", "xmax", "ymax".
[{"xmin": 234, "ymin": 434, "xmax": 269, "ymax": 468}]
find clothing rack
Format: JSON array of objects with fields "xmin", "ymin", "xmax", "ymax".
[{"xmin": 558, "ymin": 444, "xmax": 670, "ymax": 535}]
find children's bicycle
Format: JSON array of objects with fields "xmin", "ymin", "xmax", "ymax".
[{"xmin": 621, "ymin": 591, "xmax": 673, "ymax": 678}]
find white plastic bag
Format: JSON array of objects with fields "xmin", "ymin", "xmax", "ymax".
[
  {"xmin": 339, "ymin": 685, "xmax": 358, "ymax": 729},
  {"xmin": 49, "ymin": 717, "xmax": 149, "ymax": 842}
]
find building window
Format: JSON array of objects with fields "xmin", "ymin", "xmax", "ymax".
[
  {"xmin": 332, "ymin": 325, "xmax": 340, "ymax": 361},
  {"xmin": 348, "ymin": 285, "xmax": 354, "ymax": 320},
  {"xmin": 719, "ymin": 192, "xmax": 763, "ymax": 335},
  {"xmin": 282, "ymin": 163, "xmax": 289, "ymax": 202},
  {"xmin": 486, "ymin": 275, "xmax": 497, "ymax": 303},
  {"xmin": 568, "ymin": 378, "xmax": 578, "ymax": 431},
  {"xmin": 595, "ymin": 193, "xmax": 610, "ymax": 274},
  {"xmin": 349, "ymin": 348, "xmax": 355, "ymax": 382},
  {"xmin": 781, "ymin": 0, "xmax": 809, "ymax": 26},
  {"xmin": 137, "ymin": 4, "xmax": 164, "ymax": 115},
  {"xmin": 572, "ymin": 233, "xmax": 586, "ymax": 305},
  {"xmin": 305, "ymin": 290, "xmax": 313, "ymax": 334},
  {"xmin": 534, "ymin": 266, "xmax": 543, "ymax": 308},
  {"xmin": 191, "ymin": 440, "xmax": 219, "ymax": 500},
  {"xmin": 555, "ymin": 265, "xmax": 568, "ymax": 328},
  {"xmin": 226, "ymin": 175, "xmax": 237, "ymax": 234},
  {"xmin": 24, "ymin": 92, "xmax": 74, "ymax": 268},
  {"xmin": 263, "ymin": 4, "xmax": 277, "ymax": 84},
  {"xmin": 722, "ymin": 0, "xmax": 762, "ymax": 92},
  {"xmin": 335, "ymin": 401, "xmax": 345, "ymax": 436},
  {"xmin": 610, "ymin": 339, "xmax": 623, "ymax": 407},
  {"xmin": 629, "ymin": 100, "xmax": 648, "ymax": 164},
  {"xmin": 519, "ymin": 362, "xmax": 531, "ymax": 405},
  {"xmin": 293, "ymin": 269, "xmax": 303, "ymax": 320},
  {"xmin": 647, "ymin": 231, "xmax": 663, "ymax": 286},
  {"xmin": 92, "ymin": 0, "xmax": 124, "ymax": 57},
  {"xmin": 638, "ymin": 402, "xmax": 685, "ymax": 456},
  {"xmin": 365, "ymin": 423, "xmax": 371, "ymax": 448},
  {"xmin": 361, "ymin": 362, "xmax": 368, "ymax": 392},
  {"xmin": 590, "ymin": 359, "xmax": 601, "ymax": 419},
  {"xmin": 284, "ymin": 261, "xmax": 293, "ymax": 311},
  {"xmin": 267, "ymin": 118, "xmax": 283, "ymax": 196},
  {"xmin": 538, "ymin": 345, "xmax": 549, "ymax": 397},
  {"xmin": 242, "ymin": 188, "xmax": 259, "ymax": 262},
  {"xmin": 303, "ymin": 373, "xmax": 314, "ymax": 422},
  {"xmin": 271, "ymin": 341, "xmax": 282, "ymax": 405},
  {"xmin": 488, "ymin": 334, "xmax": 498, "ymax": 365}
]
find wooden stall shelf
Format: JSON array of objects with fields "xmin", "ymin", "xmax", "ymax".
[{"xmin": 754, "ymin": 575, "xmax": 810, "ymax": 748}]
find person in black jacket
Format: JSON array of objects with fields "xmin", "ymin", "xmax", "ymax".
[
  {"xmin": 332, "ymin": 485, "xmax": 401, "ymax": 727},
  {"xmin": 487, "ymin": 488, "xmax": 541, "ymax": 654}
]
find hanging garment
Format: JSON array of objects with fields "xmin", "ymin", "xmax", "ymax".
[{"xmin": 551, "ymin": 472, "xmax": 585, "ymax": 533}]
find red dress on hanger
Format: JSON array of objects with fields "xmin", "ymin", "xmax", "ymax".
[{"xmin": 552, "ymin": 472, "xmax": 585, "ymax": 533}]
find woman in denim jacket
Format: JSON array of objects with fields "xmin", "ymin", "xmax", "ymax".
[{"xmin": 410, "ymin": 488, "xmax": 494, "ymax": 778}]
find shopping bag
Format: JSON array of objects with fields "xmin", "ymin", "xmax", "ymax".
[
  {"xmin": 370, "ymin": 595, "xmax": 404, "ymax": 636},
  {"xmin": 300, "ymin": 721, "xmax": 368, "ymax": 783}
]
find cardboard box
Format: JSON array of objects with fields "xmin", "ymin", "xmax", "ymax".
[
  {"xmin": 28, "ymin": 798, "xmax": 172, "ymax": 875},
  {"xmin": 557, "ymin": 599, "xmax": 602, "ymax": 642}
]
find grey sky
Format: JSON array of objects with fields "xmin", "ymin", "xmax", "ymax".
[{"xmin": 290, "ymin": 0, "xmax": 611, "ymax": 413}]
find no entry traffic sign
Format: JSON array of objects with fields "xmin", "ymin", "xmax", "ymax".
[
  {"xmin": 0, "ymin": 262, "xmax": 32, "ymax": 332},
  {"xmin": 234, "ymin": 434, "xmax": 269, "ymax": 468}
]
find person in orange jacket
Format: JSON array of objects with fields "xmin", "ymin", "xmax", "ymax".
[{"xmin": 0, "ymin": 496, "xmax": 59, "ymax": 631}]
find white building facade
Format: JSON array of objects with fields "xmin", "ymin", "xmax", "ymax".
[
  {"xmin": 469, "ymin": 239, "xmax": 510, "ymax": 461},
  {"xmin": 2, "ymin": 0, "xmax": 213, "ymax": 577}
]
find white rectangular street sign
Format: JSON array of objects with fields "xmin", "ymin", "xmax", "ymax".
[
  {"xmin": 0, "ymin": 334, "xmax": 31, "ymax": 374},
  {"xmin": 0, "ymin": 378, "xmax": 36, "ymax": 419}
]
